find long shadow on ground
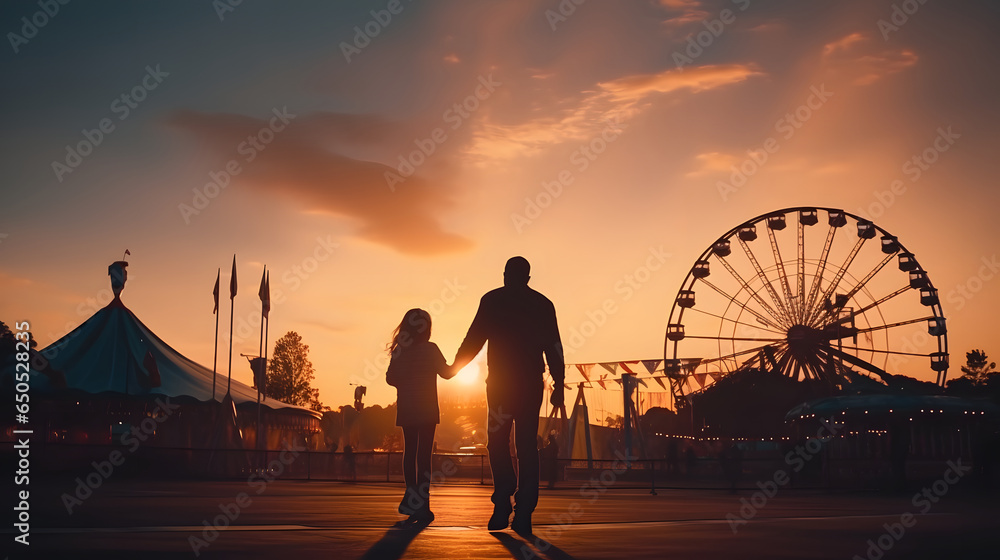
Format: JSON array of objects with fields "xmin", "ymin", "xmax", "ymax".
[
  {"xmin": 359, "ymin": 520, "xmax": 427, "ymax": 560},
  {"xmin": 492, "ymin": 531, "xmax": 578, "ymax": 560}
]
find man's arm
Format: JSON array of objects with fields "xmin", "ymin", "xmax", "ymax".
[
  {"xmin": 453, "ymin": 296, "xmax": 489, "ymax": 371},
  {"xmin": 544, "ymin": 301, "xmax": 566, "ymax": 407}
]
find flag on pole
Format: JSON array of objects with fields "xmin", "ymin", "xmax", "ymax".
[
  {"xmin": 251, "ymin": 357, "xmax": 267, "ymax": 397},
  {"xmin": 258, "ymin": 267, "xmax": 270, "ymax": 318},
  {"xmin": 213, "ymin": 270, "xmax": 220, "ymax": 314},
  {"xmin": 229, "ymin": 255, "xmax": 238, "ymax": 299},
  {"xmin": 227, "ymin": 255, "xmax": 236, "ymax": 397}
]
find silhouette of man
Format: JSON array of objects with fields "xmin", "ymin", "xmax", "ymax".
[{"xmin": 453, "ymin": 256, "xmax": 564, "ymax": 534}]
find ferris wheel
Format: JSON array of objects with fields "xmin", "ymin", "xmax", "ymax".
[{"xmin": 663, "ymin": 207, "xmax": 948, "ymax": 401}]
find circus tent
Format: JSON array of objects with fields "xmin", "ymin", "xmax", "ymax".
[
  {"xmin": 21, "ymin": 297, "xmax": 314, "ymax": 417},
  {"xmin": 1, "ymin": 262, "xmax": 321, "ymax": 475}
]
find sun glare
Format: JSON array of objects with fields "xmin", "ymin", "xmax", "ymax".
[{"xmin": 454, "ymin": 361, "xmax": 480, "ymax": 386}]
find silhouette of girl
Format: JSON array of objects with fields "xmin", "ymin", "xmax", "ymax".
[{"xmin": 385, "ymin": 308, "xmax": 456, "ymax": 524}]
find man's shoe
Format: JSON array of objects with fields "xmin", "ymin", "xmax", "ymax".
[
  {"xmin": 398, "ymin": 487, "xmax": 417, "ymax": 515},
  {"xmin": 398, "ymin": 496, "xmax": 413, "ymax": 515},
  {"xmin": 488, "ymin": 505, "xmax": 512, "ymax": 531},
  {"xmin": 511, "ymin": 512, "xmax": 532, "ymax": 536},
  {"xmin": 409, "ymin": 508, "xmax": 434, "ymax": 525}
]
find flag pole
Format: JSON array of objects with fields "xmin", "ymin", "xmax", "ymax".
[
  {"xmin": 263, "ymin": 272, "xmax": 270, "ymax": 371},
  {"xmin": 258, "ymin": 266, "xmax": 266, "ymax": 359},
  {"xmin": 256, "ymin": 266, "xmax": 266, "ymax": 460},
  {"xmin": 227, "ymin": 255, "xmax": 237, "ymax": 397},
  {"xmin": 212, "ymin": 268, "xmax": 220, "ymax": 400},
  {"xmin": 261, "ymin": 272, "xmax": 270, "ymax": 461}
]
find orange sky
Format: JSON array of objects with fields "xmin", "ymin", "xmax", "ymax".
[{"xmin": 2, "ymin": 0, "xmax": 999, "ymax": 409}]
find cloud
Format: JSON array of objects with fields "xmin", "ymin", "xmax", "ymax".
[
  {"xmin": 464, "ymin": 64, "xmax": 761, "ymax": 163},
  {"xmin": 822, "ymin": 32, "xmax": 867, "ymax": 57},
  {"xmin": 598, "ymin": 64, "xmax": 762, "ymax": 102},
  {"xmin": 821, "ymin": 32, "xmax": 918, "ymax": 86},
  {"xmin": 656, "ymin": 0, "xmax": 710, "ymax": 27},
  {"xmin": 167, "ymin": 110, "xmax": 472, "ymax": 255},
  {"xmin": 686, "ymin": 151, "xmax": 741, "ymax": 178}
]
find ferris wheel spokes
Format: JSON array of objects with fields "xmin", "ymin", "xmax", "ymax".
[
  {"xmin": 686, "ymin": 306, "xmax": 788, "ymax": 337},
  {"xmin": 826, "ymin": 251, "xmax": 897, "ymax": 314},
  {"xmin": 697, "ymin": 277, "xmax": 785, "ymax": 331},
  {"xmin": 806, "ymin": 234, "xmax": 870, "ymax": 327},
  {"xmin": 803, "ymin": 222, "xmax": 840, "ymax": 324},
  {"xmin": 765, "ymin": 225, "xmax": 797, "ymax": 322}
]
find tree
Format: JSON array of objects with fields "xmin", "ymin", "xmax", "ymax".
[
  {"xmin": 308, "ymin": 388, "xmax": 323, "ymax": 412},
  {"xmin": 0, "ymin": 320, "xmax": 36, "ymax": 364},
  {"xmin": 266, "ymin": 331, "xmax": 322, "ymax": 409},
  {"xmin": 0, "ymin": 321, "xmax": 17, "ymax": 363},
  {"xmin": 960, "ymin": 349, "xmax": 997, "ymax": 386}
]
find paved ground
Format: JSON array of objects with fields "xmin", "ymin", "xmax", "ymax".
[{"xmin": 9, "ymin": 476, "xmax": 1000, "ymax": 559}]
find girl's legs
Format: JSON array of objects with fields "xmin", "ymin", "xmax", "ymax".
[
  {"xmin": 400, "ymin": 425, "xmax": 419, "ymax": 514},
  {"xmin": 414, "ymin": 424, "xmax": 436, "ymax": 514}
]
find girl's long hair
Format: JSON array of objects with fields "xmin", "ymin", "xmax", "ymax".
[{"xmin": 387, "ymin": 308, "xmax": 431, "ymax": 356}]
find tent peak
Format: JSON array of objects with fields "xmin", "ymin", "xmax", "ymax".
[{"xmin": 108, "ymin": 255, "xmax": 129, "ymax": 300}]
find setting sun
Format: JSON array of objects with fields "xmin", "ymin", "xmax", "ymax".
[{"xmin": 454, "ymin": 361, "xmax": 480, "ymax": 386}]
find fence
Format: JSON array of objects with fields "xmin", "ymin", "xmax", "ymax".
[{"xmin": 3, "ymin": 441, "xmax": 992, "ymax": 490}]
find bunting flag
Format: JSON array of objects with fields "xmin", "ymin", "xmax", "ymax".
[
  {"xmin": 562, "ymin": 359, "xmax": 706, "ymax": 393},
  {"xmin": 258, "ymin": 267, "xmax": 270, "ymax": 318},
  {"xmin": 229, "ymin": 255, "xmax": 238, "ymax": 299},
  {"xmin": 212, "ymin": 269, "xmax": 220, "ymax": 314}
]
